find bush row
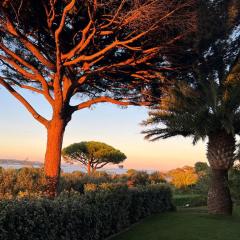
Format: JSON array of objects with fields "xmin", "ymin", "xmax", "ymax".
[
  {"xmin": 0, "ymin": 167, "xmax": 166, "ymax": 199},
  {"xmin": 0, "ymin": 184, "xmax": 174, "ymax": 240},
  {"xmin": 0, "ymin": 168, "xmax": 114, "ymax": 199}
]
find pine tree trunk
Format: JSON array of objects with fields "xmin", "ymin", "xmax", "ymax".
[
  {"xmin": 207, "ymin": 131, "xmax": 235, "ymax": 215},
  {"xmin": 44, "ymin": 117, "xmax": 66, "ymax": 198},
  {"xmin": 87, "ymin": 161, "xmax": 91, "ymax": 175}
]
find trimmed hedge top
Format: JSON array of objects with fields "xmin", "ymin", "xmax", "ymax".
[{"xmin": 0, "ymin": 184, "xmax": 173, "ymax": 240}]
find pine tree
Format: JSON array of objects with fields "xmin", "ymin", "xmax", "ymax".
[{"xmin": 0, "ymin": 0, "xmax": 195, "ymax": 196}]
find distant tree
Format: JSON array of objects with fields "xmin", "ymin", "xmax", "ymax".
[
  {"xmin": 194, "ymin": 162, "xmax": 209, "ymax": 174},
  {"xmin": 62, "ymin": 141, "xmax": 126, "ymax": 174},
  {"xmin": 194, "ymin": 162, "xmax": 210, "ymax": 194},
  {"xmin": 167, "ymin": 166, "xmax": 198, "ymax": 189},
  {"xmin": 142, "ymin": 0, "xmax": 240, "ymax": 215},
  {"xmin": 149, "ymin": 171, "xmax": 166, "ymax": 184},
  {"xmin": 0, "ymin": 0, "xmax": 195, "ymax": 197},
  {"xmin": 229, "ymin": 164, "xmax": 240, "ymax": 201},
  {"xmin": 126, "ymin": 169, "xmax": 138, "ymax": 177}
]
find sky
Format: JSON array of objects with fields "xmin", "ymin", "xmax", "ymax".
[{"xmin": 0, "ymin": 87, "xmax": 207, "ymax": 171}]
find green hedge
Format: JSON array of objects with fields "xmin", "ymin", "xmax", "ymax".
[
  {"xmin": 173, "ymin": 194, "xmax": 207, "ymax": 207},
  {"xmin": 0, "ymin": 184, "xmax": 173, "ymax": 240}
]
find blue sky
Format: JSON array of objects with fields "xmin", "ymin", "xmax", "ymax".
[{"xmin": 0, "ymin": 87, "xmax": 207, "ymax": 171}]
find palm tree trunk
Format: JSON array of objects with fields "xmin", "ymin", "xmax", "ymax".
[
  {"xmin": 44, "ymin": 117, "xmax": 66, "ymax": 198},
  {"xmin": 207, "ymin": 131, "xmax": 235, "ymax": 215},
  {"xmin": 208, "ymin": 169, "xmax": 232, "ymax": 215}
]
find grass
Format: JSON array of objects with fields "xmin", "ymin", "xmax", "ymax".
[{"xmin": 110, "ymin": 207, "xmax": 240, "ymax": 240}]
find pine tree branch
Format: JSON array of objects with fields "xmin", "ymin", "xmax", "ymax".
[
  {"xmin": 62, "ymin": 13, "xmax": 93, "ymax": 60},
  {"xmin": 3, "ymin": 15, "xmax": 55, "ymax": 70},
  {"xmin": 95, "ymin": 162, "xmax": 109, "ymax": 169},
  {"xmin": 0, "ymin": 77, "xmax": 49, "ymax": 127},
  {"xmin": 73, "ymin": 96, "xmax": 150, "ymax": 111},
  {"xmin": 0, "ymin": 43, "xmax": 54, "ymax": 105},
  {"xmin": 0, "ymin": 55, "xmax": 37, "ymax": 79},
  {"xmin": 63, "ymin": 29, "xmax": 153, "ymax": 66},
  {"xmin": 2, "ymin": 77, "xmax": 43, "ymax": 94}
]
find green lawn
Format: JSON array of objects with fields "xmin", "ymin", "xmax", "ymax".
[{"xmin": 110, "ymin": 207, "xmax": 240, "ymax": 240}]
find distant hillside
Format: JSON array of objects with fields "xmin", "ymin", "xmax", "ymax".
[{"xmin": 0, "ymin": 159, "xmax": 43, "ymax": 166}]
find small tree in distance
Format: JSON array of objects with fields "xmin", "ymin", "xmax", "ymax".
[
  {"xmin": 194, "ymin": 162, "xmax": 209, "ymax": 174},
  {"xmin": 62, "ymin": 141, "xmax": 126, "ymax": 174},
  {"xmin": 167, "ymin": 166, "xmax": 198, "ymax": 189}
]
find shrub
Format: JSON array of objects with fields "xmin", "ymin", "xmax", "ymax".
[
  {"xmin": 1, "ymin": 168, "xmax": 172, "ymax": 199},
  {"xmin": 98, "ymin": 182, "xmax": 127, "ymax": 191},
  {"xmin": 84, "ymin": 183, "xmax": 98, "ymax": 192},
  {"xmin": 0, "ymin": 168, "xmax": 46, "ymax": 199},
  {"xmin": 149, "ymin": 171, "xmax": 166, "ymax": 184},
  {"xmin": 229, "ymin": 165, "xmax": 240, "ymax": 203},
  {"xmin": 0, "ymin": 168, "xmax": 115, "ymax": 199},
  {"xmin": 173, "ymin": 194, "xmax": 207, "ymax": 207},
  {"xmin": 0, "ymin": 185, "xmax": 173, "ymax": 240},
  {"xmin": 129, "ymin": 184, "xmax": 174, "ymax": 222},
  {"xmin": 59, "ymin": 171, "xmax": 85, "ymax": 193},
  {"xmin": 127, "ymin": 170, "xmax": 150, "ymax": 186}
]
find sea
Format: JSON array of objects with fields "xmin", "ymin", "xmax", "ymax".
[{"xmin": 0, "ymin": 163, "xmax": 128, "ymax": 174}]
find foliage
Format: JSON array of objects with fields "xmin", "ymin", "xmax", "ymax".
[
  {"xmin": 142, "ymin": 0, "xmax": 240, "ymax": 142},
  {"xmin": 0, "ymin": 167, "xmax": 169, "ymax": 199},
  {"xmin": 193, "ymin": 173, "xmax": 210, "ymax": 195},
  {"xmin": 169, "ymin": 162, "xmax": 240, "ymax": 199},
  {"xmin": 194, "ymin": 162, "xmax": 209, "ymax": 173},
  {"xmin": 0, "ymin": 168, "xmax": 116, "ymax": 198},
  {"xmin": 126, "ymin": 170, "xmax": 150, "ymax": 187},
  {"xmin": 142, "ymin": 0, "xmax": 240, "ymax": 144},
  {"xmin": 149, "ymin": 171, "xmax": 166, "ymax": 184},
  {"xmin": 173, "ymin": 194, "xmax": 207, "ymax": 207},
  {"xmin": 0, "ymin": 168, "xmax": 47, "ymax": 199},
  {"xmin": 167, "ymin": 166, "xmax": 198, "ymax": 189},
  {"xmin": 7, "ymin": 166, "xmax": 240, "ymax": 206},
  {"xmin": 62, "ymin": 141, "xmax": 126, "ymax": 174},
  {"xmin": 169, "ymin": 163, "xmax": 210, "ymax": 195},
  {"xmin": 58, "ymin": 171, "xmax": 86, "ymax": 193},
  {"xmin": 0, "ymin": 185, "xmax": 173, "ymax": 240},
  {"xmin": 84, "ymin": 183, "xmax": 98, "ymax": 192},
  {"xmin": 229, "ymin": 164, "xmax": 240, "ymax": 203},
  {"xmin": 193, "ymin": 162, "xmax": 210, "ymax": 195}
]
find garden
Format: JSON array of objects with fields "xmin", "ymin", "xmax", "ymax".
[
  {"xmin": 0, "ymin": 0, "xmax": 240, "ymax": 239},
  {"xmin": 0, "ymin": 164, "xmax": 240, "ymax": 239}
]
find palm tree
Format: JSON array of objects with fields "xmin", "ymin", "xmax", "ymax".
[
  {"xmin": 142, "ymin": 75, "xmax": 240, "ymax": 215},
  {"xmin": 142, "ymin": 0, "xmax": 240, "ymax": 215}
]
